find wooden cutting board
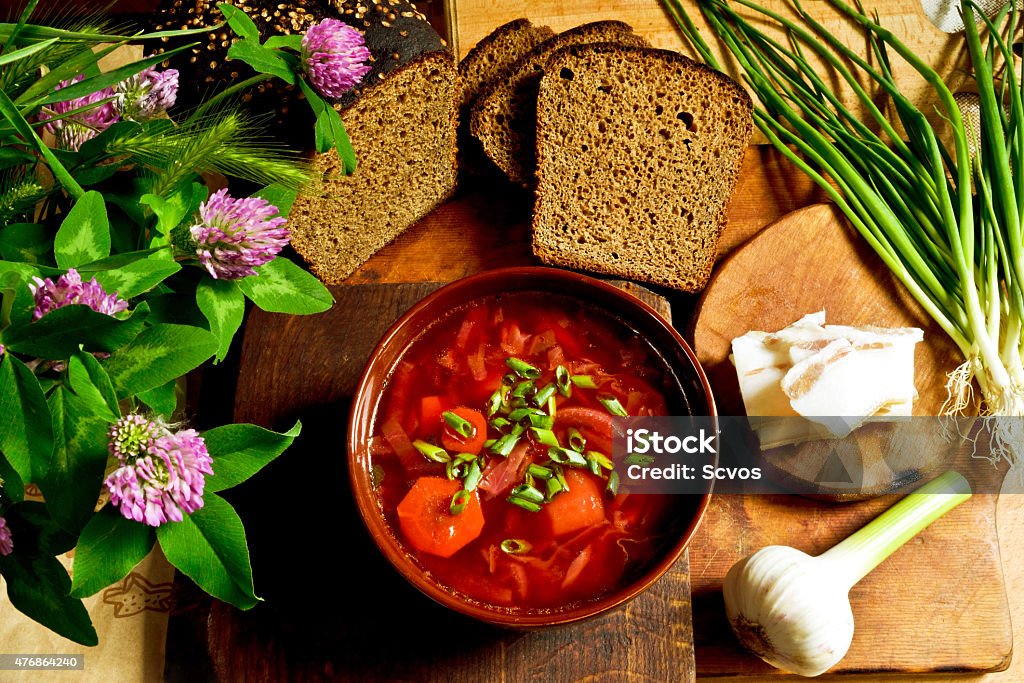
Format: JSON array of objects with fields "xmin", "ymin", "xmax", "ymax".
[
  {"xmin": 201, "ymin": 282, "xmax": 696, "ymax": 682},
  {"xmin": 689, "ymin": 491, "xmax": 1010, "ymax": 676},
  {"xmin": 693, "ymin": 202, "xmax": 963, "ymax": 497},
  {"xmin": 693, "ymin": 203, "xmax": 960, "ymax": 417},
  {"xmin": 686, "ymin": 204, "xmax": 1012, "ymax": 675}
]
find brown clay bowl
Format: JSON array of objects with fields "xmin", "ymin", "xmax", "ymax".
[{"xmin": 347, "ymin": 267, "xmax": 716, "ymax": 628}]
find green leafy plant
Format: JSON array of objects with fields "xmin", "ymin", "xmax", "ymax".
[{"xmin": 0, "ymin": 1, "xmax": 367, "ymax": 643}]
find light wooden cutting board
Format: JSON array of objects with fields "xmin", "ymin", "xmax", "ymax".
[{"xmin": 687, "ymin": 204, "xmax": 1012, "ymax": 676}]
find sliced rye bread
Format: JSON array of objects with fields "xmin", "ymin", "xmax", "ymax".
[
  {"xmin": 458, "ymin": 18, "xmax": 555, "ymax": 110},
  {"xmin": 470, "ymin": 21, "xmax": 647, "ymax": 187},
  {"xmin": 457, "ymin": 19, "xmax": 555, "ymax": 179},
  {"xmin": 532, "ymin": 43, "xmax": 753, "ymax": 293},
  {"xmin": 288, "ymin": 51, "xmax": 458, "ymax": 283}
]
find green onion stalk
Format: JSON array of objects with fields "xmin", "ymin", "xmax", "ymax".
[{"xmin": 664, "ymin": 0, "xmax": 1024, "ymax": 468}]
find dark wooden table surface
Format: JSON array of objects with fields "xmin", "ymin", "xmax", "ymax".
[{"xmin": 175, "ymin": 280, "xmax": 699, "ymax": 683}]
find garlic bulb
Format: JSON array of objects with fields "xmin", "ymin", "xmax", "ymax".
[
  {"xmin": 724, "ymin": 546, "xmax": 854, "ymax": 676},
  {"xmin": 722, "ymin": 471, "xmax": 972, "ymax": 676}
]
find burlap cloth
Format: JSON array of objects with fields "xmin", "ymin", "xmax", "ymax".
[{"xmin": 921, "ymin": 0, "xmax": 1023, "ymax": 32}]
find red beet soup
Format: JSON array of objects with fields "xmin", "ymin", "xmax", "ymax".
[{"xmin": 367, "ymin": 290, "xmax": 696, "ymax": 611}]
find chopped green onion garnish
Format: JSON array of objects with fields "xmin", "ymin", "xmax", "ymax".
[
  {"xmin": 524, "ymin": 413, "xmax": 554, "ymax": 429},
  {"xmin": 511, "ymin": 380, "xmax": 536, "ymax": 399},
  {"xmin": 510, "ymin": 483, "xmax": 545, "ymax": 504},
  {"xmin": 490, "ymin": 417, "xmax": 511, "ymax": 431},
  {"xmin": 553, "ymin": 464, "xmax": 569, "ymax": 492},
  {"xmin": 450, "ymin": 489, "xmax": 471, "ymax": 515},
  {"xmin": 455, "ymin": 452, "xmax": 477, "ymax": 464},
  {"xmin": 625, "ymin": 453, "xmax": 656, "ymax": 467},
  {"xmin": 506, "ymin": 357, "xmax": 541, "ymax": 379},
  {"xmin": 413, "ymin": 440, "xmax": 450, "ymax": 463},
  {"xmin": 527, "ymin": 463, "xmax": 553, "ymax": 480},
  {"xmin": 588, "ymin": 457, "xmax": 601, "ymax": 476},
  {"xmin": 483, "ymin": 438, "xmax": 497, "ymax": 450},
  {"xmin": 530, "ymin": 427, "xmax": 560, "ymax": 447},
  {"xmin": 548, "ymin": 395, "xmax": 557, "ymax": 416},
  {"xmin": 533, "ymin": 383, "xmax": 556, "ymax": 406},
  {"xmin": 555, "ymin": 365, "xmax": 572, "ymax": 397},
  {"xmin": 545, "ymin": 476, "xmax": 565, "ymax": 501},
  {"xmin": 567, "ymin": 427, "xmax": 586, "ymax": 452},
  {"xmin": 502, "ymin": 373, "xmax": 517, "ymax": 386},
  {"xmin": 500, "ymin": 538, "xmax": 532, "ymax": 554},
  {"xmin": 524, "ymin": 472, "xmax": 535, "ymax": 488},
  {"xmin": 606, "ymin": 471, "xmax": 620, "ymax": 496},
  {"xmin": 443, "ymin": 411, "xmax": 475, "ymax": 439},
  {"xmin": 371, "ymin": 463, "xmax": 385, "ymax": 488},
  {"xmin": 464, "ymin": 459, "xmax": 482, "ymax": 492},
  {"xmin": 508, "ymin": 407, "xmax": 544, "ymax": 422},
  {"xmin": 445, "ymin": 460, "xmax": 460, "ymax": 479},
  {"xmin": 598, "ymin": 395, "xmax": 629, "ymax": 417},
  {"xmin": 490, "ymin": 432, "xmax": 520, "ymax": 457},
  {"xmin": 547, "ymin": 447, "xmax": 569, "ymax": 464},
  {"xmin": 507, "ymin": 397, "xmax": 528, "ymax": 410},
  {"xmin": 507, "ymin": 496, "xmax": 542, "ymax": 513},
  {"xmin": 587, "ymin": 451, "xmax": 614, "ymax": 470},
  {"xmin": 486, "ymin": 389, "xmax": 504, "ymax": 417},
  {"xmin": 571, "ymin": 374, "xmax": 598, "ymax": 389},
  {"xmin": 510, "ymin": 423, "xmax": 526, "ymax": 437},
  {"xmin": 548, "ymin": 446, "xmax": 587, "ymax": 467}
]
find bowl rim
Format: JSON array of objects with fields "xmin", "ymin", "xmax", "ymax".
[{"xmin": 346, "ymin": 266, "xmax": 717, "ymax": 627}]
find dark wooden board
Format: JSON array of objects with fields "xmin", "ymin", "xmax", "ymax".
[{"xmin": 199, "ymin": 282, "xmax": 695, "ymax": 682}]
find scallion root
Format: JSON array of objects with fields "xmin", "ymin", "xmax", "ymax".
[{"xmin": 942, "ymin": 359, "xmax": 978, "ymax": 416}]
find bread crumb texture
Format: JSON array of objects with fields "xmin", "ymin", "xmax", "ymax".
[
  {"xmin": 532, "ymin": 44, "xmax": 753, "ymax": 293},
  {"xmin": 289, "ymin": 53, "xmax": 458, "ymax": 284}
]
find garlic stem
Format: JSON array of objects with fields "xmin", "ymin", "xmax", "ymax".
[{"xmin": 819, "ymin": 471, "xmax": 972, "ymax": 590}]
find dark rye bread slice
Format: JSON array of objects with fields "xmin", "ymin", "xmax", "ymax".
[
  {"xmin": 470, "ymin": 21, "xmax": 647, "ymax": 186},
  {"xmin": 457, "ymin": 19, "xmax": 554, "ymax": 178},
  {"xmin": 288, "ymin": 51, "xmax": 458, "ymax": 283},
  {"xmin": 532, "ymin": 43, "xmax": 753, "ymax": 293}
]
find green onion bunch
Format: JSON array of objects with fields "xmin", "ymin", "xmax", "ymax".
[{"xmin": 665, "ymin": 0, "xmax": 1024, "ymax": 466}]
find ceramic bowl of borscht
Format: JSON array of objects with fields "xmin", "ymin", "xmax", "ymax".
[{"xmin": 348, "ymin": 267, "xmax": 715, "ymax": 627}]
